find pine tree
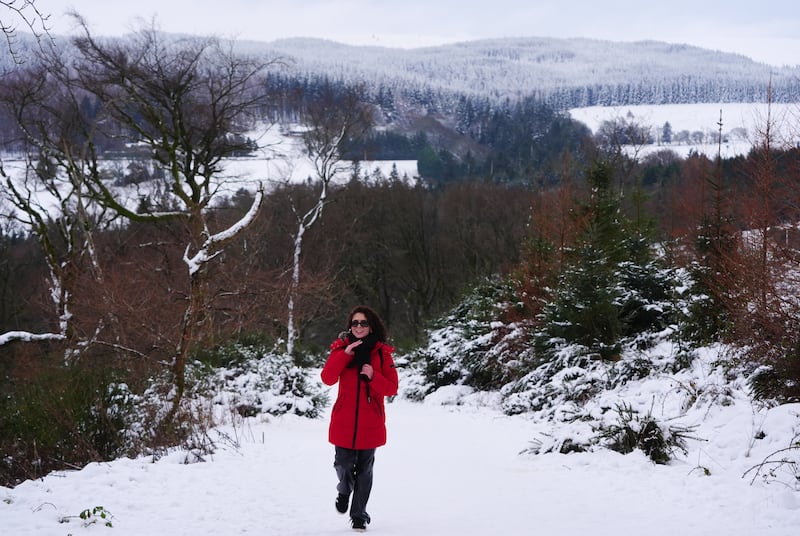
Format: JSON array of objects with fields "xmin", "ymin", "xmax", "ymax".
[
  {"xmin": 540, "ymin": 161, "xmax": 675, "ymax": 359},
  {"xmin": 661, "ymin": 121, "xmax": 673, "ymax": 144},
  {"xmin": 542, "ymin": 162, "xmax": 624, "ymax": 358}
]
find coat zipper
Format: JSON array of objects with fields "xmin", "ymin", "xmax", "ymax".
[{"xmin": 351, "ymin": 373, "xmax": 362, "ymax": 448}]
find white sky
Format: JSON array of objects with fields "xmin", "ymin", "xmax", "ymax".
[{"xmin": 30, "ymin": 0, "xmax": 800, "ymax": 67}]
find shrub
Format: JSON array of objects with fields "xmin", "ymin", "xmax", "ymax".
[
  {"xmin": 748, "ymin": 355, "xmax": 800, "ymax": 404},
  {"xmin": 192, "ymin": 342, "xmax": 328, "ymax": 419},
  {"xmin": 597, "ymin": 402, "xmax": 695, "ymax": 464},
  {"xmin": 407, "ymin": 277, "xmax": 534, "ymax": 395},
  {"xmin": 743, "ymin": 432, "xmax": 800, "ymax": 490},
  {"xmin": 0, "ymin": 363, "xmax": 139, "ymax": 487}
]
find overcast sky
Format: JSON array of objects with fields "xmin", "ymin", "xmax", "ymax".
[{"xmin": 36, "ymin": 0, "xmax": 800, "ymax": 67}]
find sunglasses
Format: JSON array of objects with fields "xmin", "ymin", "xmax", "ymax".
[{"xmin": 350, "ymin": 319, "xmax": 369, "ymax": 328}]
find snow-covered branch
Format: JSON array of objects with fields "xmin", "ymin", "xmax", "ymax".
[
  {"xmin": 183, "ymin": 185, "xmax": 265, "ymax": 275},
  {"xmin": 0, "ymin": 330, "xmax": 65, "ymax": 347}
]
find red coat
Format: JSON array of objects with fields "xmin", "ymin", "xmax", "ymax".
[{"xmin": 320, "ymin": 338, "xmax": 399, "ymax": 450}]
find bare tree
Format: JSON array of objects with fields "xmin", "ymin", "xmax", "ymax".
[
  {"xmin": 594, "ymin": 113, "xmax": 652, "ymax": 196},
  {"xmin": 0, "ymin": 1, "xmax": 58, "ymax": 345},
  {"xmin": 3, "ymin": 16, "xmax": 279, "ymax": 426},
  {"xmin": 76, "ymin": 21, "xmax": 276, "ymax": 423},
  {"xmin": 741, "ymin": 87, "xmax": 784, "ymax": 313},
  {"xmin": 284, "ymin": 85, "xmax": 373, "ymax": 354},
  {"xmin": 1, "ymin": 0, "xmax": 51, "ymax": 63},
  {"xmin": 732, "ymin": 83, "xmax": 800, "ymax": 375},
  {"xmin": 0, "ymin": 51, "xmax": 106, "ymax": 357}
]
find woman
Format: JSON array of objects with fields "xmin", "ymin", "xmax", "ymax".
[{"xmin": 320, "ymin": 305, "xmax": 399, "ymax": 532}]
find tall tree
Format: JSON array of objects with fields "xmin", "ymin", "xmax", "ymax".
[
  {"xmin": 41, "ymin": 18, "xmax": 276, "ymax": 425},
  {"xmin": 683, "ymin": 112, "xmax": 739, "ymax": 343},
  {"xmin": 539, "ymin": 160, "xmax": 673, "ymax": 359},
  {"xmin": 284, "ymin": 84, "xmax": 372, "ymax": 354},
  {"xmin": 0, "ymin": 49, "xmax": 105, "ymax": 357},
  {"xmin": 548, "ymin": 161, "xmax": 625, "ymax": 355},
  {"xmin": 594, "ymin": 112, "xmax": 651, "ymax": 197},
  {"xmin": 738, "ymin": 82, "xmax": 792, "ymax": 316}
]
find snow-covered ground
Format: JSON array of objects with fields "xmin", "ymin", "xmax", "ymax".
[
  {"xmin": 0, "ymin": 123, "xmax": 418, "ymax": 228},
  {"xmin": 2, "ymin": 358, "xmax": 798, "ymax": 536},
  {"xmin": 569, "ymin": 102, "xmax": 800, "ymax": 158},
  {"xmin": 218, "ymin": 123, "xmax": 418, "ymax": 192}
]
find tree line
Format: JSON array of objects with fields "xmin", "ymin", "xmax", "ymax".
[{"xmin": 259, "ymin": 36, "xmax": 800, "ymax": 117}]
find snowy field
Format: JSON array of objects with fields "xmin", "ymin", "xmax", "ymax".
[
  {"xmin": 220, "ymin": 125, "xmax": 419, "ymax": 192},
  {"xmin": 569, "ymin": 102, "xmax": 800, "ymax": 158},
  {"xmin": 0, "ymin": 124, "xmax": 418, "ymax": 227},
  {"xmin": 2, "ymin": 357, "xmax": 798, "ymax": 535}
]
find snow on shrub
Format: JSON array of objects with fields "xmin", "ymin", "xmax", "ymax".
[{"xmin": 191, "ymin": 344, "xmax": 328, "ymax": 420}]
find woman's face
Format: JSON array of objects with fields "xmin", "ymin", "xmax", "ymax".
[{"xmin": 350, "ymin": 312, "xmax": 370, "ymax": 338}]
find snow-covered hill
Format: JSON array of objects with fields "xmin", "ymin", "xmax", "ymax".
[
  {"xmin": 7, "ymin": 33, "xmax": 799, "ymax": 109},
  {"xmin": 245, "ymin": 36, "xmax": 800, "ymax": 107},
  {"xmin": 244, "ymin": 37, "xmax": 800, "ymax": 157}
]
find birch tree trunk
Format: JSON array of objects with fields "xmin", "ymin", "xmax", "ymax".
[{"xmin": 284, "ymin": 84, "xmax": 372, "ymax": 354}]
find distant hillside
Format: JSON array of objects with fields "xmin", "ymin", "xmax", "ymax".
[
  {"xmin": 240, "ymin": 36, "xmax": 800, "ymax": 109},
  {"xmin": 6, "ymin": 32, "xmax": 797, "ymax": 111},
  {"xmin": 4, "ymin": 32, "xmax": 798, "ymax": 174}
]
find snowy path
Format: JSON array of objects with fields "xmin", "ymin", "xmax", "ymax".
[{"xmin": 2, "ymin": 398, "xmax": 797, "ymax": 535}]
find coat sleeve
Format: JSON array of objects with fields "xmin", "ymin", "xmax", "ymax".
[
  {"xmin": 320, "ymin": 339, "xmax": 352, "ymax": 386},
  {"xmin": 369, "ymin": 345, "xmax": 399, "ymax": 397}
]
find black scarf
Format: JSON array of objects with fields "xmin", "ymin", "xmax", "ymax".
[{"xmin": 348, "ymin": 331, "xmax": 378, "ymax": 369}]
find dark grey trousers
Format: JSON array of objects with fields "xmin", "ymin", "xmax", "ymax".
[{"xmin": 334, "ymin": 446, "xmax": 376, "ymax": 523}]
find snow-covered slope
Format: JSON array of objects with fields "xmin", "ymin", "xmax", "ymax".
[
  {"xmin": 246, "ymin": 36, "xmax": 800, "ymax": 106},
  {"xmin": 9, "ymin": 32, "xmax": 797, "ymax": 107}
]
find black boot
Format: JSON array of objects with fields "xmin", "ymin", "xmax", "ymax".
[
  {"xmin": 351, "ymin": 517, "xmax": 368, "ymax": 532},
  {"xmin": 335, "ymin": 493, "xmax": 349, "ymax": 514}
]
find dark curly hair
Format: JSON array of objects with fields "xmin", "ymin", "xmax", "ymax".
[{"xmin": 346, "ymin": 305, "xmax": 388, "ymax": 342}]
